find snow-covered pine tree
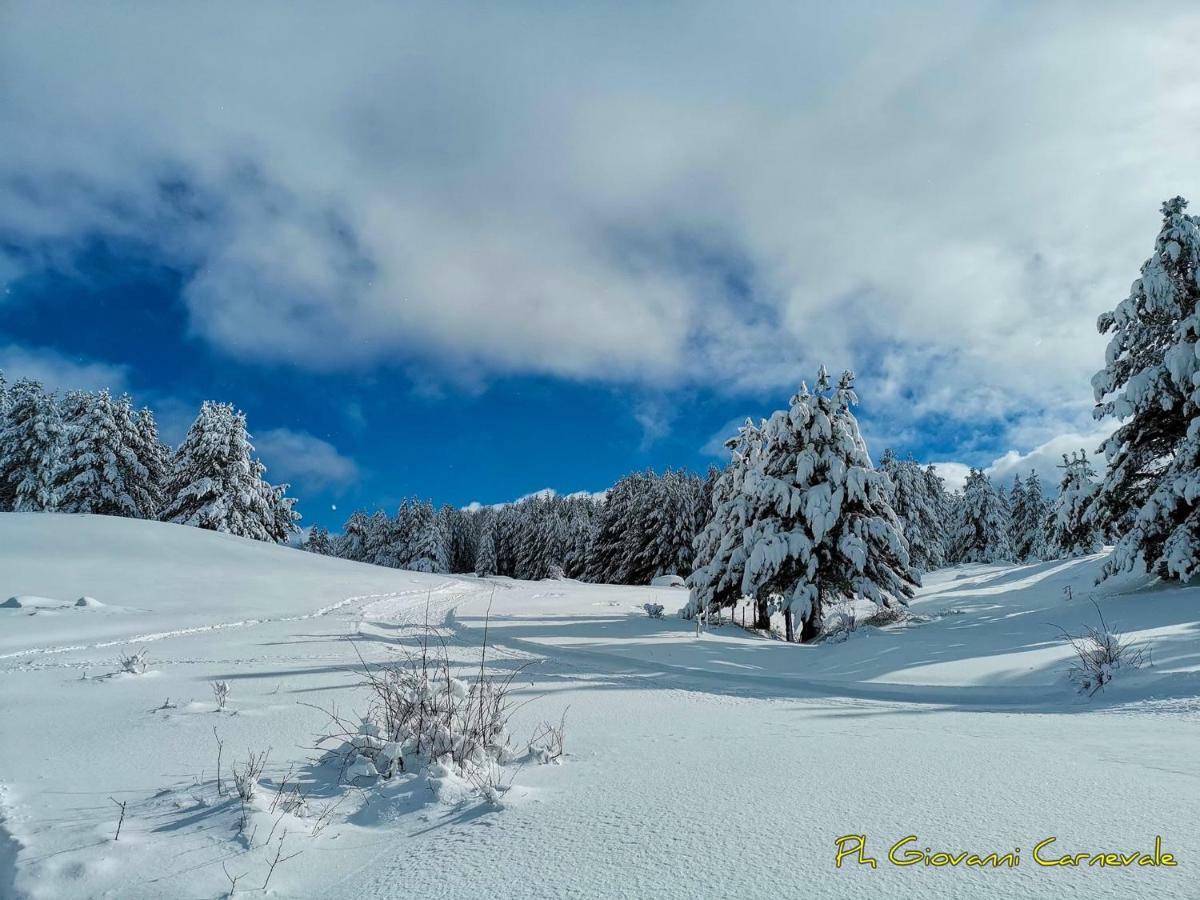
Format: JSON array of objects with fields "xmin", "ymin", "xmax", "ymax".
[
  {"xmin": 363, "ymin": 510, "xmax": 394, "ymax": 566},
  {"xmin": 562, "ymin": 499, "xmax": 596, "ymax": 579},
  {"xmin": 335, "ymin": 510, "xmax": 371, "ymax": 561},
  {"xmin": 736, "ymin": 368, "xmax": 917, "ymax": 642},
  {"xmin": 1047, "ymin": 451, "xmax": 1103, "ymax": 558},
  {"xmin": 406, "ymin": 500, "xmax": 449, "ymax": 573},
  {"xmin": 303, "ymin": 524, "xmax": 334, "ymax": 555},
  {"xmin": 949, "ymin": 469, "xmax": 1012, "ymax": 563},
  {"xmin": 1006, "ymin": 474, "xmax": 1024, "ymax": 553},
  {"xmin": 160, "ymin": 401, "xmax": 282, "ymax": 540},
  {"xmin": 878, "ymin": 448, "xmax": 946, "ymax": 574},
  {"xmin": 259, "ymin": 475, "xmax": 300, "ymax": 543},
  {"xmin": 56, "ymin": 390, "xmax": 141, "ymax": 516},
  {"xmin": 132, "ymin": 405, "xmax": 171, "ymax": 518},
  {"xmin": 924, "ymin": 464, "xmax": 952, "ymax": 540},
  {"xmin": 0, "ymin": 378, "xmax": 65, "ymax": 512},
  {"xmin": 1091, "ymin": 197, "xmax": 1200, "ymax": 580},
  {"xmin": 586, "ymin": 472, "xmax": 647, "ymax": 583},
  {"xmin": 1009, "ymin": 471, "xmax": 1050, "ymax": 562},
  {"xmin": 475, "ymin": 518, "xmax": 498, "ymax": 576},
  {"xmin": 686, "ymin": 419, "xmax": 763, "ymax": 624}
]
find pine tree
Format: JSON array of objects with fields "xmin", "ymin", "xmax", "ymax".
[
  {"xmin": 260, "ymin": 477, "xmax": 301, "ymax": 543},
  {"xmin": 736, "ymin": 368, "xmax": 917, "ymax": 642},
  {"xmin": 949, "ymin": 469, "xmax": 1012, "ymax": 563},
  {"xmin": 1047, "ymin": 451, "xmax": 1103, "ymax": 558},
  {"xmin": 1009, "ymin": 471, "xmax": 1050, "ymax": 562},
  {"xmin": 335, "ymin": 510, "xmax": 371, "ymax": 561},
  {"xmin": 132, "ymin": 405, "xmax": 171, "ymax": 518},
  {"xmin": 56, "ymin": 390, "xmax": 142, "ymax": 516},
  {"xmin": 475, "ymin": 519, "xmax": 498, "ymax": 576},
  {"xmin": 878, "ymin": 448, "xmax": 946, "ymax": 573},
  {"xmin": 407, "ymin": 500, "xmax": 448, "ymax": 573},
  {"xmin": 687, "ymin": 419, "xmax": 763, "ymax": 624},
  {"xmin": 1091, "ymin": 197, "xmax": 1200, "ymax": 580},
  {"xmin": 0, "ymin": 379, "xmax": 65, "ymax": 512},
  {"xmin": 160, "ymin": 401, "xmax": 289, "ymax": 541},
  {"xmin": 303, "ymin": 525, "xmax": 334, "ymax": 555}
]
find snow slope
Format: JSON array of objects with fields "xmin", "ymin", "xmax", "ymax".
[{"xmin": 2, "ymin": 513, "xmax": 1199, "ymax": 899}]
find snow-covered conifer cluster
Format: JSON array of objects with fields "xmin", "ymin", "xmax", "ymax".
[
  {"xmin": 687, "ymin": 367, "xmax": 917, "ymax": 642},
  {"xmin": 0, "ymin": 376, "xmax": 297, "ymax": 543}
]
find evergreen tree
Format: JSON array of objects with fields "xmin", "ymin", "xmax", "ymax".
[
  {"xmin": 56, "ymin": 390, "xmax": 142, "ymax": 516},
  {"xmin": 335, "ymin": 510, "xmax": 371, "ymax": 561},
  {"xmin": 949, "ymin": 469, "xmax": 1012, "ymax": 563},
  {"xmin": 160, "ymin": 401, "xmax": 289, "ymax": 541},
  {"xmin": 1091, "ymin": 197, "xmax": 1200, "ymax": 580},
  {"xmin": 407, "ymin": 500, "xmax": 448, "ymax": 573},
  {"xmin": 303, "ymin": 525, "xmax": 334, "ymax": 555},
  {"xmin": 736, "ymin": 368, "xmax": 917, "ymax": 641},
  {"xmin": 132, "ymin": 405, "xmax": 172, "ymax": 518},
  {"xmin": 1047, "ymin": 451, "xmax": 1103, "ymax": 559},
  {"xmin": 687, "ymin": 419, "xmax": 763, "ymax": 624},
  {"xmin": 878, "ymin": 448, "xmax": 946, "ymax": 573},
  {"xmin": 1009, "ymin": 471, "xmax": 1050, "ymax": 562},
  {"xmin": 0, "ymin": 378, "xmax": 65, "ymax": 512},
  {"xmin": 475, "ymin": 518, "xmax": 498, "ymax": 576}
]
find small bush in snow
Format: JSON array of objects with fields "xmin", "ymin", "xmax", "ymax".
[
  {"xmin": 313, "ymin": 621, "xmax": 532, "ymax": 798},
  {"xmin": 642, "ymin": 602, "xmax": 664, "ymax": 619},
  {"xmin": 231, "ymin": 749, "xmax": 269, "ymax": 801},
  {"xmin": 859, "ymin": 604, "xmax": 909, "ymax": 628},
  {"xmin": 211, "ymin": 680, "xmax": 230, "ymax": 710},
  {"xmin": 821, "ymin": 603, "xmax": 858, "ymax": 642},
  {"xmin": 1054, "ymin": 602, "xmax": 1150, "ymax": 696},
  {"xmin": 528, "ymin": 710, "xmax": 567, "ymax": 765},
  {"xmin": 117, "ymin": 648, "xmax": 148, "ymax": 675}
]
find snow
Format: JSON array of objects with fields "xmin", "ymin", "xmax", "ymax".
[
  {"xmin": 649, "ymin": 574, "xmax": 685, "ymax": 587},
  {"xmin": 2, "ymin": 513, "xmax": 1200, "ymax": 898}
]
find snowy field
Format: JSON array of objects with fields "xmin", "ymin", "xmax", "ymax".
[{"xmin": 2, "ymin": 514, "xmax": 1200, "ymax": 899}]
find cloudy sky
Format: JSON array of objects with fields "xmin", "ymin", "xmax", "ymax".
[{"xmin": 2, "ymin": 3, "xmax": 1198, "ymax": 525}]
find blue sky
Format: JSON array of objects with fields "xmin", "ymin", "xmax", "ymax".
[{"xmin": 2, "ymin": 3, "xmax": 1198, "ymax": 528}]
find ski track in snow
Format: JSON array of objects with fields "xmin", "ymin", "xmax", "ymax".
[{"xmin": 0, "ymin": 580, "xmax": 482, "ymax": 664}]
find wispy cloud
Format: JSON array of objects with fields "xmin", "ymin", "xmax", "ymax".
[
  {"xmin": 0, "ymin": 343, "xmax": 128, "ymax": 394},
  {"xmin": 253, "ymin": 428, "xmax": 360, "ymax": 492}
]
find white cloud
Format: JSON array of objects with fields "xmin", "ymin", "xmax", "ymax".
[
  {"xmin": 2, "ymin": 3, "xmax": 1198, "ymax": 457},
  {"xmin": 0, "ymin": 343, "xmax": 128, "ymax": 395},
  {"xmin": 983, "ymin": 427, "xmax": 1110, "ymax": 490},
  {"xmin": 253, "ymin": 428, "xmax": 360, "ymax": 492},
  {"xmin": 928, "ymin": 462, "xmax": 972, "ymax": 494}
]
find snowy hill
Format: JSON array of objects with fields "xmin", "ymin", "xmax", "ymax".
[{"xmin": 2, "ymin": 514, "xmax": 1200, "ymax": 899}]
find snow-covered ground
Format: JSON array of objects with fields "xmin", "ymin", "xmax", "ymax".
[{"xmin": 2, "ymin": 513, "xmax": 1199, "ymax": 899}]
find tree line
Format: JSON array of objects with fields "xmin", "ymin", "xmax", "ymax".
[{"xmin": 0, "ymin": 381, "xmax": 298, "ymax": 542}]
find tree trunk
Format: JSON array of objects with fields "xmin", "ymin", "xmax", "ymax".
[
  {"xmin": 800, "ymin": 589, "xmax": 823, "ymax": 643},
  {"xmin": 754, "ymin": 596, "xmax": 770, "ymax": 631},
  {"xmin": 784, "ymin": 606, "xmax": 795, "ymax": 643}
]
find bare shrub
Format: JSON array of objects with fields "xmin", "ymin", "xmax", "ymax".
[
  {"xmin": 1053, "ymin": 602, "xmax": 1150, "ymax": 695},
  {"xmin": 859, "ymin": 604, "xmax": 909, "ymax": 628},
  {"xmin": 116, "ymin": 648, "xmax": 148, "ymax": 675},
  {"xmin": 642, "ymin": 602, "xmax": 665, "ymax": 619},
  {"xmin": 821, "ymin": 602, "xmax": 858, "ymax": 641},
  {"xmin": 528, "ymin": 709, "xmax": 567, "ymax": 764},
  {"xmin": 311, "ymin": 611, "xmax": 532, "ymax": 797},
  {"xmin": 212, "ymin": 680, "xmax": 230, "ymax": 710},
  {"xmin": 232, "ymin": 749, "xmax": 269, "ymax": 801}
]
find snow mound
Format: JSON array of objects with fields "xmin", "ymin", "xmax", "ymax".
[
  {"xmin": 74, "ymin": 596, "xmax": 105, "ymax": 608},
  {"xmin": 650, "ymin": 574, "xmax": 686, "ymax": 587},
  {"xmin": 2, "ymin": 595, "xmax": 67, "ymax": 609}
]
